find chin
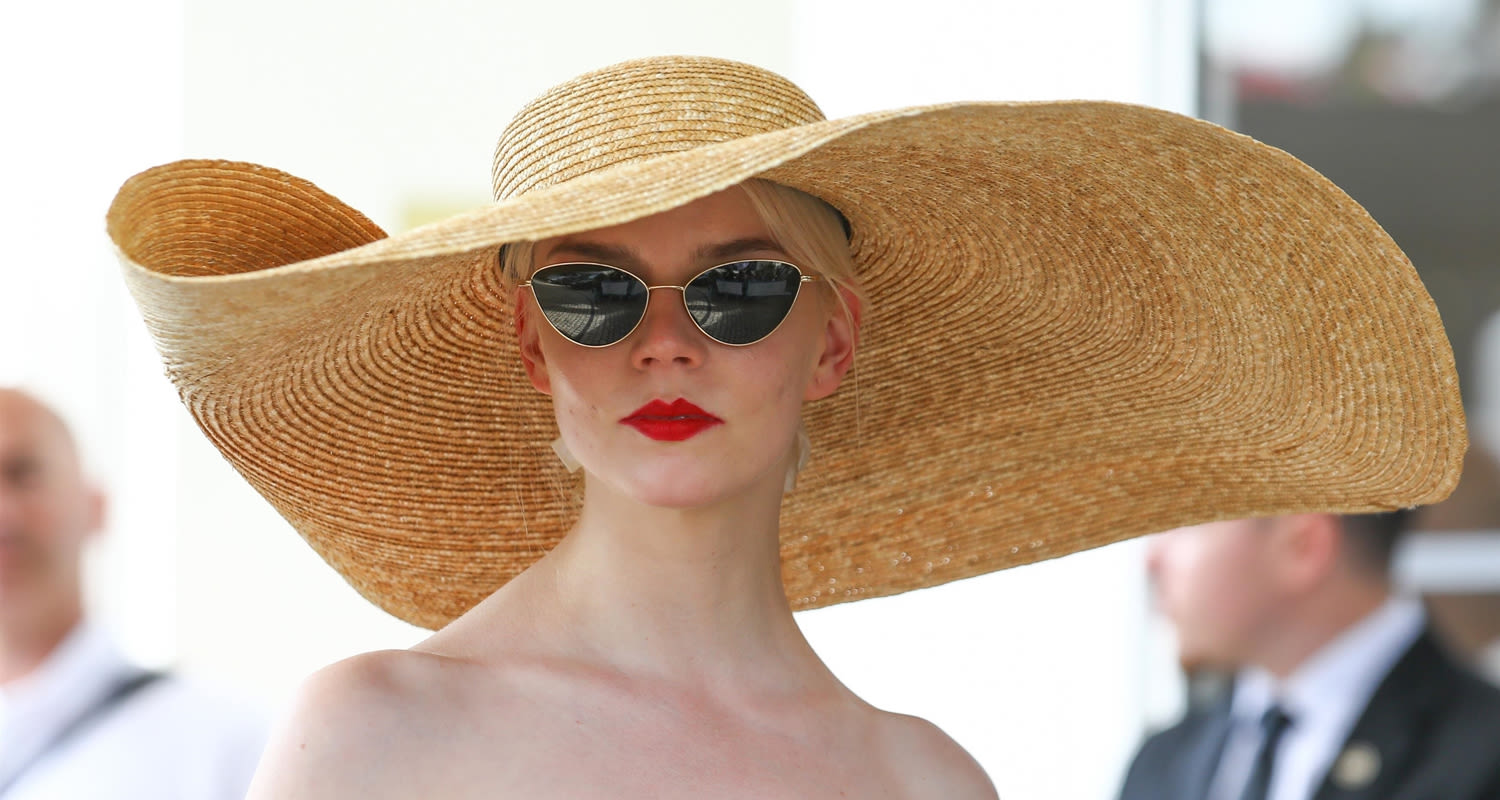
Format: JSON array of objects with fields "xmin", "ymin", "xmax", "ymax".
[
  {"xmin": 618, "ymin": 456, "xmax": 774, "ymax": 509},
  {"xmin": 624, "ymin": 473, "xmax": 737, "ymax": 509},
  {"xmin": 1175, "ymin": 633, "xmax": 1240, "ymax": 673}
]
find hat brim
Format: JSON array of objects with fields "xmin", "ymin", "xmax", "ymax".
[{"xmin": 109, "ymin": 100, "xmax": 1465, "ymax": 629}]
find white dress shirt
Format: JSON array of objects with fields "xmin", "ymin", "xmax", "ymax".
[
  {"xmin": 0, "ymin": 622, "xmax": 266, "ymax": 799},
  {"xmin": 1207, "ymin": 596, "xmax": 1425, "ymax": 800}
]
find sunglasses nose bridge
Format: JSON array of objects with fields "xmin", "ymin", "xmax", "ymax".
[
  {"xmin": 631, "ymin": 283, "xmax": 710, "ymax": 355},
  {"xmin": 641, "ymin": 283, "xmax": 701, "ymax": 327}
]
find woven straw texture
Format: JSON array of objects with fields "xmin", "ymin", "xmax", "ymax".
[{"xmin": 107, "ymin": 56, "xmax": 1465, "ymax": 629}]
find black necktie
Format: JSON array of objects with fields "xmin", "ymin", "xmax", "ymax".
[{"xmin": 1239, "ymin": 705, "xmax": 1294, "ymax": 800}]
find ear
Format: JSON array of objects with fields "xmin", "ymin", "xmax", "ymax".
[
  {"xmin": 81, "ymin": 484, "xmax": 106, "ymax": 542},
  {"xmin": 514, "ymin": 292, "xmax": 553, "ymax": 396},
  {"xmin": 805, "ymin": 286, "xmax": 863, "ymax": 402},
  {"xmin": 1271, "ymin": 513, "xmax": 1339, "ymax": 591}
]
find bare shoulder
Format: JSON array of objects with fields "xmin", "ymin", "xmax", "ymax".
[
  {"xmin": 873, "ymin": 710, "xmax": 999, "ymax": 800},
  {"xmin": 246, "ymin": 648, "xmax": 471, "ymax": 800}
]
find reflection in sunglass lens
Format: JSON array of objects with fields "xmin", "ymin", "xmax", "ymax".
[
  {"xmin": 685, "ymin": 261, "xmax": 804, "ymax": 345},
  {"xmin": 529, "ymin": 265, "xmax": 648, "ymax": 347}
]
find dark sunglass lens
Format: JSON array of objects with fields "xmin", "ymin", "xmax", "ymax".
[
  {"xmin": 529, "ymin": 265, "xmax": 647, "ymax": 346},
  {"xmin": 684, "ymin": 261, "xmax": 803, "ymax": 345}
]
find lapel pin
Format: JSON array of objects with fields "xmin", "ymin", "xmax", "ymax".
[{"xmin": 1332, "ymin": 741, "xmax": 1381, "ymax": 790}]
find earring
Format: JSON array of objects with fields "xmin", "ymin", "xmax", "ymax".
[
  {"xmin": 783, "ymin": 420, "xmax": 811, "ymax": 494},
  {"xmin": 552, "ymin": 436, "xmax": 582, "ymax": 473}
]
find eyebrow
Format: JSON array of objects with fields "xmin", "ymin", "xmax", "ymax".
[
  {"xmin": 541, "ymin": 239, "xmax": 639, "ymax": 266},
  {"xmin": 541, "ymin": 236, "xmax": 789, "ymax": 269},
  {"xmin": 694, "ymin": 236, "xmax": 787, "ymax": 263}
]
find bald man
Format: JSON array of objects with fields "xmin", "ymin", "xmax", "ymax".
[{"xmin": 0, "ymin": 389, "xmax": 264, "ymax": 798}]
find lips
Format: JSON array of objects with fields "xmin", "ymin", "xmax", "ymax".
[{"xmin": 621, "ymin": 398, "xmax": 723, "ymax": 441}]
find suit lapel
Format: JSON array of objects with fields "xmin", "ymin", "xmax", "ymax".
[
  {"xmin": 1311, "ymin": 630, "xmax": 1451, "ymax": 800},
  {"xmin": 1181, "ymin": 707, "xmax": 1233, "ymax": 800}
]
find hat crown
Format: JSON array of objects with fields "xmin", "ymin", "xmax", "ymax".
[{"xmin": 491, "ymin": 56, "xmax": 826, "ymax": 200}]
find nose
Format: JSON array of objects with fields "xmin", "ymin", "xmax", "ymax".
[{"xmin": 629, "ymin": 287, "xmax": 708, "ymax": 369}]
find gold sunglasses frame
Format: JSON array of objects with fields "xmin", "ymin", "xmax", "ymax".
[{"xmin": 519, "ymin": 260, "xmax": 820, "ymax": 348}]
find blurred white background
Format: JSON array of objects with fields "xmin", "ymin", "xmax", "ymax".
[{"xmin": 0, "ymin": 1, "xmax": 1199, "ymax": 797}]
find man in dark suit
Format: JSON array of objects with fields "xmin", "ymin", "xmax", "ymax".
[{"xmin": 1120, "ymin": 511, "xmax": 1500, "ymax": 800}]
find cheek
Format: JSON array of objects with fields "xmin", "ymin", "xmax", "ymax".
[
  {"xmin": 3, "ymin": 493, "xmax": 82, "ymax": 570},
  {"xmin": 1161, "ymin": 537, "xmax": 1250, "ymax": 617},
  {"xmin": 1188, "ymin": 546, "xmax": 1274, "ymax": 639},
  {"xmin": 743, "ymin": 335, "xmax": 820, "ymax": 418},
  {"xmin": 543, "ymin": 351, "xmax": 610, "ymax": 431},
  {"xmin": 527, "ymin": 336, "xmax": 614, "ymax": 451},
  {"xmin": 768, "ymin": 307, "xmax": 827, "ymax": 392}
]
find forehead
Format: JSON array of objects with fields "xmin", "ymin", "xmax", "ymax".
[{"xmin": 536, "ymin": 187, "xmax": 778, "ymax": 265}]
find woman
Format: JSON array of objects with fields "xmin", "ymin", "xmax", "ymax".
[
  {"xmin": 106, "ymin": 56, "xmax": 1464, "ymax": 796},
  {"xmin": 254, "ymin": 183, "xmax": 1000, "ymax": 797}
]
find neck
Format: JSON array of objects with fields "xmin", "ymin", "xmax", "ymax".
[
  {"xmin": 1254, "ymin": 576, "xmax": 1390, "ymax": 680},
  {"xmin": 531, "ymin": 468, "xmax": 828, "ymax": 691},
  {"xmin": 0, "ymin": 598, "xmax": 83, "ymax": 686}
]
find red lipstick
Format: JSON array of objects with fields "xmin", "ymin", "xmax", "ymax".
[{"xmin": 621, "ymin": 398, "xmax": 723, "ymax": 441}]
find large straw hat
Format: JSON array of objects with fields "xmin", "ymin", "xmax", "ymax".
[{"xmin": 108, "ymin": 56, "xmax": 1464, "ymax": 629}]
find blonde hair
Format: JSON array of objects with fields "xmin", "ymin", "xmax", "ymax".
[
  {"xmin": 499, "ymin": 179, "xmax": 864, "ymax": 327},
  {"xmin": 738, "ymin": 179, "xmax": 864, "ymax": 329}
]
